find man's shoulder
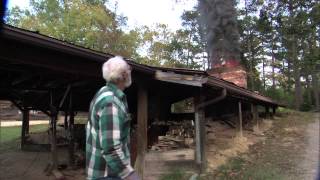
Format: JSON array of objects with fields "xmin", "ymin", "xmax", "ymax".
[
  {"xmin": 94, "ymin": 87, "xmax": 116, "ymax": 106},
  {"xmin": 94, "ymin": 85, "xmax": 125, "ymax": 107}
]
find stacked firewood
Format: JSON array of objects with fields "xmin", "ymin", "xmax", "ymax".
[{"xmin": 150, "ymin": 120, "xmax": 195, "ymax": 151}]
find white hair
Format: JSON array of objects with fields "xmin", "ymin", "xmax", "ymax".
[{"xmin": 102, "ymin": 56, "xmax": 131, "ymax": 85}]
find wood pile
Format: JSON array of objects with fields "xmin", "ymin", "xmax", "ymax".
[
  {"xmin": 150, "ymin": 121, "xmax": 195, "ymax": 151},
  {"xmin": 0, "ymin": 100, "xmax": 12, "ymax": 109}
]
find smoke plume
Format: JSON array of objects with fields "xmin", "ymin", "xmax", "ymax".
[{"xmin": 198, "ymin": 0, "xmax": 240, "ymax": 68}]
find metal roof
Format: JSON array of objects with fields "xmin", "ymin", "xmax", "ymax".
[{"xmin": 0, "ymin": 24, "xmax": 282, "ymax": 107}]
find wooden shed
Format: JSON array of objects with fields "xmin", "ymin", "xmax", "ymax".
[{"xmin": 0, "ymin": 24, "xmax": 281, "ymax": 177}]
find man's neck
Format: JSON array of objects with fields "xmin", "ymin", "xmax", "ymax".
[
  {"xmin": 116, "ymin": 83, "xmax": 125, "ymax": 91},
  {"xmin": 108, "ymin": 82, "xmax": 125, "ymax": 91}
]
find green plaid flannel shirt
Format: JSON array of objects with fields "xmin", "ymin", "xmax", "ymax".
[{"xmin": 86, "ymin": 83, "xmax": 133, "ymax": 180}]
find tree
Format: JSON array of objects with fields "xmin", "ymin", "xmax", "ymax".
[
  {"xmin": 174, "ymin": 10, "xmax": 205, "ymax": 69},
  {"xmin": 5, "ymin": 0, "xmax": 142, "ymax": 58}
]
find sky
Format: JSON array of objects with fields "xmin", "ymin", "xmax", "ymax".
[{"xmin": 6, "ymin": 0, "xmax": 198, "ymax": 31}]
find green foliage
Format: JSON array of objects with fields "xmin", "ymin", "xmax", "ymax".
[
  {"xmin": 4, "ymin": 0, "xmax": 320, "ymax": 110},
  {"xmin": 301, "ymin": 90, "xmax": 313, "ymax": 111},
  {"xmin": 264, "ymin": 87, "xmax": 294, "ymax": 107},
  {"xmin": 217, "ymin": 157, "xmax": 246, "ymax": 176},
  {"xmin": 237, "ymin": 0, "xmax": 320, "ymax": 111},
  {"xmin": 5, "ymin": 0, "xmax": 141, "ymax": 58},
  {"xmin": 214, "ymin": 157, "xmax": 284, "ymax": 180},
  {"xmin": 160, "ymin": 168, "xmax": 186, "ymax": 180}
]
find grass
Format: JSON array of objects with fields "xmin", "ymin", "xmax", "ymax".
[
  {"xmin": 0, "ymin": 124, "xmax": 48, "ymax": 143},
  {"xmin": 202, "ymin": 111, "xmax": 316, "ymax": 180},
  {"xmin": 0, "ymin": 124, "xmax": 48, "ymax": 152},
  {"xmin": 209, "ymin": 157, "xmax": 284, "ymax": 180},
  {"xmin": 160, "ymin": 168, "xmax": 188, "ymax": 180}
]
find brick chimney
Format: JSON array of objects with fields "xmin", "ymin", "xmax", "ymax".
[{"xmin": 207, "ymin": 60, "xmax": 247, "ymax": 88}]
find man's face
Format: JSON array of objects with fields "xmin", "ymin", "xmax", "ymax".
[{"xmin": 124, "ymin": 66, "xmax": 132, "ymax": 88}]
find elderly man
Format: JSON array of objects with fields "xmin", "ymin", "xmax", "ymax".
[{"xmin": 86, "ymin": 56, "xmax": 139, "ymax": 180}]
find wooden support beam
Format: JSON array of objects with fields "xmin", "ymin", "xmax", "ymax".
[
  {"xmin": 237, "ymin": 101, "xmax": 243, "ymax": 137},
  {"xmin": 134, "ymin": 85, "xmax": 148, "ymax": 179},
  {"xmin": 194, "ymin": 95, "xmax": 206, "ymax": 173},
  {"xmin": 272, "ymin": 106, "xmax": 276, "ymax": 115},
  {"xmin": 252, "ymin": 104, "xmax": 259, "ymax": 130},
  {"xmin": 10, "ymin": 99, "xmax": 23, "ymax": 111},
  {"xmin": 169, "ymin": 113, "xmax": 194, "ymax": 121},
  {"xmin": 50, "ymin": 110, "xmax": 58, "ymax": 169},
  {"xmin": 50, "ymin": 91, "xmax": 58, "ymax": 169},
  {"xmin": 155, "ymin": 70, "xmax": 206, "ymax": 87},
  {"xmin": 25, "ymin": 112, "xmax": 29, "ymax": 135},
  {"xmin": 68, "ymin": 91, "xmax": 75, "ymax": 166},
  {"xmin": 12, "ymin": 75, "xmax": 34, "ymax": 86},
  {"xmin": 21, "ymin": 109, "xmax": 29, "ymax": 150},
  {"xmin": 68, "ymin": 110, "xmax": 75, "ymax": 166},
  {"xmin": 64, "ymin": 111, "xmax": 68, "ymax": 131},
  {"xmin": 265, "ymin": 106, "xmax": 270, "ymax": 119}
]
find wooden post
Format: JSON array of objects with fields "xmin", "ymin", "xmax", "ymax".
[
  {"xmin": 194, "ymin": 95, "xmax": 206, "ymax": 173},
  {"xmin": 199, "ymin": 108, "xmax": 206, "ymax": 172},
  {"xmin": 265, "ymin": 106, "xmax": 270, "ymax": 119},
  {"xmin": 50, "ymin": 110, "xmax": 58, "ymax": 169},
  {"xmin": 252, "ymin": 104, "xmax": 259, "ymax": 131},
  {"xmin": 25, "ymin": 111, "xmax": 29, "ymax": 135},
  {"xmin": 272, "ymin": 106, "xmax": 276, "ymax": 115},
  {"xmin": 250, "ymin": 103, "xmax": 254, "ymax": 122},
  {"xmin": 238, "ymin": 101, "xmax": 243, "ymax": 137},
  {"xmin": 64, "ymin": 111, "xmax": 68, "ymax": 131},
  {"xmin": 68, "ymin": 110, "xmax": 75, "ymax": 166},
  {"xmin": 134, "ymin": 85, "xmax": 148, "ymax": 179},
  {"xmin": 68, "ymin": 92, "xmax": 75, "ymax": 166},
  {"xmin": 21, "ymin": 109, "xmax": 29, "ymax": 150},
  {"xmin": 50, "ymin": 91, "xmax": 58, "ymax": 169}
]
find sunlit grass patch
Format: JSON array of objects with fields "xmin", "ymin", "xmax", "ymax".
[
  {"xmin": 0, "ymin": 124, "xmax": 48, "ymax": 153},
  {"xmin": 160, "ymin": 168, "xmax": 188, "ymax": 180}
]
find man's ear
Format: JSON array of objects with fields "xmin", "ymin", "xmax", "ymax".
[{"xmin": 121, "ymin": 71, "xmax": 128, "ymax": 81}]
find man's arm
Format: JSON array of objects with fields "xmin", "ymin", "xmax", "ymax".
[{"xmin": 98, "ymin": 101, "xmax": 134, "ymax": 179}]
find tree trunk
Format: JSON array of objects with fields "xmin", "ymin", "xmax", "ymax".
[
  {"xmin": 287, "ymin": 59, "xmax": 292, "ymax": 92},
  {"xmin": 306, "ymin": 76, "xmax": 312, "ymax": 105},
  {"xmin": 310, "ymin": 26, "xmax": 319, "ymax": 111},
  {"xmin": 271, "ymin": 38, "xmax": 276, "ymax": 91},
  {"xmin": 312, "ymin": 73, "xmax": 319, "ymax": 111},
  {"xmin": 292, "ymin": 40, "xmax": 302, "ymax": 110},
  {"xmin": 250, "ymin": 45, "xmax": 255, "ymax": 91},
  {"xmin": 288, "ymin": 2, "xmax": 302, "ymax": 110},
  {"xmin": 262, "ymin": 58, "xmax": 266, "ymax": 91}
]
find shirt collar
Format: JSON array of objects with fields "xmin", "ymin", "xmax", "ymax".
[{"xmin": 106, "ymin": 82, "xmax": 125, "ymax": 99}]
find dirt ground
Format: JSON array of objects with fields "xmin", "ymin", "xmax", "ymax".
[
  {"xmin": 1, "ymin": 112, "xmax": 318, "ymax": 180},
  {"xmin": 0, "ymin": 128, "xmax": 86, "ymax": 180},
  {"xmin": 0, "ymin": 148, "xmax": 86, "ymax": 180},
  {"xmin": 206, "ymin": 112, "xmax": 320, "ymax": 180},
  {"xmin": 205, "ymin": 119, "xmax": 273, "ymax": 171},
  {"xmin": 298, "ymin": 113, "xmax": 319, "ymax": 180},
  {"xmin": 144, "ymin": 149, "xmax": 196, "ymax": 180}
]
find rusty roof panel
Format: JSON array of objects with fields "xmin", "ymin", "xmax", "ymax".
[{"xmin": 1, "ymin": 24, "xmax": 282, "ymax": 107}]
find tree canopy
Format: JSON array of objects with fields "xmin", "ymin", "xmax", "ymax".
[{"xmin": 5, "ymin": 0, "xmax": 320, "ymax": 111}]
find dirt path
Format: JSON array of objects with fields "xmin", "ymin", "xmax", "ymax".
[
  {"xmin": 0, "ymin": 148, "xmax": 86, "ymax": 180},
  {"xmin": 206, "ymin": 112, "xmax": 320, "ymax": 180},
  {"xmin": 299, "ymin": 113, "xmax": 320, "ymax": 180}
]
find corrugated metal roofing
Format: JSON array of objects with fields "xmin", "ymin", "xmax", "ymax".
[{"xmin": 1, "ymin": 23, "xmax": 282, "ymax": 107}]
